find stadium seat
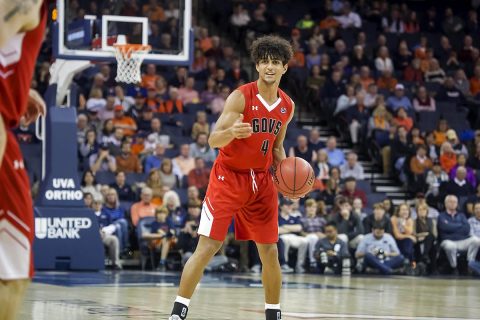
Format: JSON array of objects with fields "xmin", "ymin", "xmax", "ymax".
[
  {"xmin": 366, "ymin": 192, "xmax": 387, "ymax": 210},
  {"xmin": 174, "ymin": 188, "xmax": 189, "ymax": 206},
  {"xmin": 185, "ymin": 103, "xmax": 208, "ymax": 114},
  {"xmin": 356, "ymin": 180, "xmax": 372, "ymax": 194},
  {"xmin": 164, "ymin": 148, "xmax": 179, "ymax": 158},
  {"xmin": 136, "ymin": 217, "xmax": 156, "ymax": 270},
  {"xmin": 417, "ymin": 112, "xmax": 440, "ymax": 132},
  {"xmin": 95, "ymin": 171, "xmax": 116, "ymax": 185},
  {"xmin": 126, "ymin": 173, "xmax": 147, "ymax": 186}
]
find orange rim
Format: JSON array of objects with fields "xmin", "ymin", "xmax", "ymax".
[{"xmin": 113, "ymin": 44, "xmax": 151, "ymax": 58}]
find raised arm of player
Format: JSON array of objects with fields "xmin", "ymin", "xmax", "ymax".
[
  {"xmin": 0, "ymin": 0, "xmax": 44, "ymax": 48},
  {"xmin": 272, "ymin": 101, "xmax": 295, "ymax": 167},
  {"xmin": 208, "ymin": 90, "xmax": 253, "ymax": 149}
]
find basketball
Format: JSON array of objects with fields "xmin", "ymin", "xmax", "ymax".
[{"xmin": 273, "ymin": 157, "xmax": 315, "ymax": 198}]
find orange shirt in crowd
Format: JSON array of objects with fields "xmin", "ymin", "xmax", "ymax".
[
  {"xmin": 115, "ymin": 153, "xmax": 142, "ymax": 173},
  {"xmin": 289, "ymin": 52, "xmax": 305, "ymax": 68},
  {"xmin": 410, "ymin": 156, "xmax": 433, "ymax": 175},
  {"xmin": 440, "ymin": 152, "xmax": 457, "ymax": 173},
  {"xmin": 319, "ymin": 17, "xmax": 339, "ymax": 29},
  {"xmin": 394, "ymin": 117, "xmax": 413, "ymax": 132},
  {"xmin": 433, "ymin": 130, "xmax": 447, "ymax": 146},
  {"xmin": 141, "ymin": 74, "xmax": 160, "ymax": 89},
  {"xmin": 142, "ymin": 4, "xmax": 165, "ymax": 22},
  {"xmin": 377, "ymin": 77, "xmax": 398, "ymax": 91},
  {"xmin": 200, "ymin": 38, "xmax": 213, "ymax": 52},
  {"xmin": 159, "ymin": 100, "xmax": 184, "ymax": 114},
  {"xmin": 130, "ymin": 201, "xmax": 158, "ymax": 226},
  {"xmin": 112, "ymin": 115, "xmax": 137, "ymax": 136},
  {"xmin": 470, "ymin": 77, "xmax": 480, "ymax": 96},
  {"xmin": 360, "ymin": 78, "xmax": 375, "ymax": 91},
  {"xmin": 131, "ymin": 142, "xmax": 145, "ymax": 156}
]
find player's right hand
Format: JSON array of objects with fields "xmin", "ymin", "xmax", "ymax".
[{"xmin": 230, "ymin": 114, "xmax": 252, "ymax": 139}]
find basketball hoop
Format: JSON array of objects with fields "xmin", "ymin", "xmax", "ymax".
[{"xmin": 113, "ymin": 35, "xmax": 151, "ymax": 84}]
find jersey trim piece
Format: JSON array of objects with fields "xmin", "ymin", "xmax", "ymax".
[{"xmin": 256, "ymin": 93, "xmax": 282, "ymax": 112}]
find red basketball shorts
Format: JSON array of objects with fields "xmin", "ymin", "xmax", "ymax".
[
  {"xmin": 0, "ymin": 131, "xmax": 34, "ymax": 279},
  {"xmin": 198, "ymin": 162, "xmax": 279, "ymax": 244}
]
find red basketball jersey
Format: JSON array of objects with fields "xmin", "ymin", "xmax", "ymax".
[
  {"xmin": 216, "ymin": 81, "xmax": 294, "ymax": 171},
  {"xmin": 0, "ymin": 2, "xmax": 47, "ymax": 128}
]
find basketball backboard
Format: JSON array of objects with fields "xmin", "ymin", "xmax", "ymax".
[{"xmin": 52, "ymin": 0, "xmax": 193, "ymax": 65}]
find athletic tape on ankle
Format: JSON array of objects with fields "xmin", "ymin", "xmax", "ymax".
[
  {"xmin": 175, "ymin": 296, "xmax": 191, "ymax": 307},
  {"xmin": 265, "ymin": 303, "xmax": 281, "ymax": 310}
]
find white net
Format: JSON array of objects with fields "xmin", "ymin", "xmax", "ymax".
[{"xmin": 113, "ymin": 44, "xmax": 151, "ymax": 84}]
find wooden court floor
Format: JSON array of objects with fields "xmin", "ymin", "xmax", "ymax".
[{"xmin": 19, "ymin": 271, "xmax": 480, "ymax": 320}]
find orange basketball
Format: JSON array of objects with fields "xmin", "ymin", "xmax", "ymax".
[{"xmin": 273, "ymin": 157, "xmax": 315, "ymax": 198}]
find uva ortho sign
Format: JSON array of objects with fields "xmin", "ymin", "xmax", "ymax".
[{"xmin": 44, "ymin": 178, "xmax": 83, "ymax": 201}]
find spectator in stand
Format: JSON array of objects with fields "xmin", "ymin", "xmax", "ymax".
[
  {"xmin": 450, "ymin": 154, "xmax": 476, "ymax": 188},
  {"xmin": 114, "ymin": 86, "xmax": 134, "ymax": 112},
  {"xmin": 446, "ymin": 130, "xmax": 468, "ymax": 157},
  {"xmin": 159, "ymin": 159, "xmax": 180, "ymax": 189},
  {"xmin": 438, "ymin": 195, "xmax": 480, "ymax": 274},
  {"xmin": 468, "ymin": 202, "xmax": 480, "ymax": 236},
  {"xmin": 145, "ymin": 87, "xmax": 161, "ymax": 111},
  {"xmin": 454, "ymin": 69, "xmax": 470, "ymax": 97},
  {"xmin": 84, "ymin": 193, "xmax": 93, "ymax": 208},
  {"xmin": 200, "ymin": 77, "xmax": 218, "ymax": 105},
  {"xmin": 86, "ymin": 88, "xmax": 106, "ymax": 115},
  {"xmin": 390, "ymin": 126, "xmax": 415, "ymax": 177},
  {"xmin": 187, "ymin": 186, "xmax": 201, "ymax": 206},
  {"xmin": 442, "ymin": 7, "xmax": 464, "ymax": 37},
  {"xmin": 141, "ymin": 64, "xmax": 160, "ymax": 89},
  {"xmin": 377, "ymin": 70, "xmax": 398, "ymax": 92},
  {"xmin": 110, "ymin": 171, "xmax": 135, "ymax": 201},
  {"xmin": 189, "ymin": 132, "xmax": 216, "ymax": 163},
  {"xmin": 131, "ymin": 187, "xmax": 158, "ymax": 227},
  {"xmin": 142, "ymin": 0, "xmax": 166, "ymax": 22},
  {"xmin": 146, "ymin": 168, "xmax": 165, "ymax": 206},
  {"xmin": 80, "ymin": 170, "xmax": 102, "ymax": 200},
  {"xmin": 178, "ymin": 76, "xmax": 200, "ymax": 105},
  {"xmin": 177, "ymin": 200, "xmax": 202, "ymax": 265},
  {"xmin": 314, "ymin": 149, "xmax": 330, "ymax": 181},
  {"xmin": 364, "ymin": 203, "xmax": 393, "ymax": 234},
  {"xmin": 347, "ymin": 91, "xmax": 369, "ymax": 145},
  {"xmin": 188, "ymin": 157, "xmax": 210, "ymax": 192},
  {"xmin": 89, "ymin": 143, "xmax": 117, "ymax": 174},
  {"xmin": 391, "ymin": 203, "xmax": 416, "ymax": 264},
  {"xmin": 424, "ymin": 59, "xmax": 446, "ymax": 84},
  {"xmin": 209, "ymin": 85, "xmax": 230, "ymax": 115},
  {"xmin": 350, "ymin": 46, "xmax": 369, "ymax": 73},
  {"xmin": 393, "ymin": 108, "xmax": 413, "ymax": 132},
  {"xmin": 375, "ymin": 46, "xmax": 394, "ymax": 74},
  {"xmin": 92, "ymin": 197, "xmax": 122, "ymax": 270},
  {"xmin": 340, "ymin": 152, "xmax": 364, "ymax": 180},
  {"xmin": 96, "ymin": 95, "xmax": 115, "ymax": 122},
  {"xmin": 386, "ymin": 84, "xmax": 413, "ymax": 112},
  {"xmin": 79, "ymin": 129, "xmax": 98, "ymax": 169},
  {"xmin": 364, "ymin": 84, "xmax": 379, "ymax": 109},
  {"xmin": 104, "ymin": 127, "xmax": 124, "ymax": 156},
  {"xmin": 191, "ymin": 111, "xmax": 210, "ymax": 140},
  {"xmin": 403, "ymin": 58, "xmax": 423, "ymax": 84},
  {"xmin": 470, "ymin": 66, "xmax": 480, "ymax": 97},
  {"xmin": 410, "ymin": 145, "xmax": 433, "ymax": 189},
  {"xmin": 404, "ymin": 11, "xmax": 420, "ymax": 33},
  {"xmin": 334, "ymin": 2, "xmax": 361, "ymax": 29},
  {"xmin": 77, "ymin": 114, "xmax": 88, "ymax": 145},
  {"xmin": 358, "ymin": 66, "xmax": 374, "ymax": 91},
  {"xmin": 172, "ymin": 144, "xmax": 195, "ymax": 180},
  {"xmin": 323, "ymin": 136, "xmax": 345, "ymax": 167},
  {"xmin": 322, "ymin": 70, "xmax": 345, "ymax": 99},
  {"xmin": 439, "ymin": 142, "xmax": 457, "ymax": 174},
  {"xmin": 305, "ymin": 43, "xmax": 321, "ymax": 71},
  {"xmin": 438, "ymin": 77, "xmax": 464, "ymax": 103},
  {"xmin": 289, "ymin": 135, "xmax": 317, "ymax": 163},
  {"xmin": 143, "ymin": 206, "xmax": 173, "ymax": 271},
  {"xmin": 434, "ymin": 119, "xmax": 449, "ymax": 147},
  {"xmin": 441, "ymin": 166, "xmax": 475, "ymax": 198},
  {"xmin": 334, "ymin": 85, "xmax": 356, "ymax": 115},
  {"xmin": 383, "ymin": 7, "xmax": 405, "ymax": 33},
  {"xmin": 159, "ymin": 87, "xmax": 184, "ymax": 114},
  {"xmin": 128, "ymin": 92, "xmax": 147, "ymax": 121},
  {"xmin": 144, "ymin": 143, "xmax": 166, "ymax": 173},
  {"xmin": 318, "ymin": 178, "xmax": 340, "ymax": 206},
  {"xmin": 102, "ymin": 188, "xmax": 129, "ymax": 253},
  {"xmin": 226, "ymin": 57, "xmax": 249, "ymax": 84},
  {"xmin": 333, "ymin": 205, "xmax": 365, "ymax": 250},
  {"xmin": 426, "ymin": 160, "xmax": 449, "ymax": 207},
  {"xmin": 368, "ymin": 105, "xmax": 391, "ymax": 142},
  {"xmin": 308, "ymin": 128, "xmax": 324, "ymax": 150},
  {"xmin": 300, "ymin": 199, "xmax": 326, "ymax": 268},
  {"xmin": 414, "ymin": 203, "xmax": 437, "ymax": 270},
  {"xmin": 278, "ymin": 198, "xmax": 309, "ymax": 273},
  {"xmin": 112, "ymin": 105, "xmax": 137, "ymax": 136},
  {"xmin": 164, "ymin": 190, "xmax": 187, "ymax": 234},
  {"xmin": 115, "ymin": 140, "xmax": 142, "ymax": 173},
  {"xmin": 356, "ymin": 221, "xmax": 404, "ymax": 275},
  {"xmin": 314, "ymin": 221, "xmax": 351, "ymax": 275},
  {"xmin": 413, "ymin": 86, "xmax": 436, "ymax": 112}
]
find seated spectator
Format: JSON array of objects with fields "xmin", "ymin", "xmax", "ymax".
[
  {"xmin": 356, "ymin": 221, "xmax": 404, "ymax": 275},
  {"xmin": 375, "ymin": 46, "xmax": 394, "ymax": 74},
  {"xmin": 159, "ymin": 159, "xmax": 180, "ymax": 189},
  {"xmin": 289, "ymin": 135, "xmax": 317, "ymax": 163},
  {"xmin": 434, "ymin": 119, "xmax": 449, "ymax": 147},
  {"xmin": 382, "ymin": 7, "xmax": 405, "ymax": 33},
  {"xmin": 177, "ymin": 200, "xmax": 202, "ymax": 265},
  {"xmin": 368, "ymin": 105, "xmax": 391, "ymax": 140},
  {"xmin": 81, "ymin": 170, "xmax": 102, "ymax": 200},
  {"xmin": 200, "ymin": 77, "xmax": 218, "ymax": 105},
  {"xmin": 410, "ymin": 145, "xmax": 433, "ymax": 188},
  {"xmin": 158, "ymin": 87, "xmax": 184, "ymax": 114},
  {"xmin": 143, "ymin": 206, "xmax": 174, "ymax": 271},
  {"xmin": 364, "ymin": 203, "xmax": 393, "ymax": 234},
  {"xmin": 173, "ymin": 144, "xmax": 195, "ymax": 180},
  {"xmin": 189, "ymin": 132, "xmax": 216, "ymax": 163},
  {"xmin": 439, "ymin": 142, "xmax": 457, "ymax": 173},
  {"xmin": 386, "ymin": 84, "xmax": 413, "ymax": 113},
  {"xmin": 314, "ymin": 149, "xmax": 330, "ymax": 181},
  {"xmin": 377, "ymin": 70, "xmax": 398, "ymax": 91},
  {"xmin": 323, "ymin": 136, "xmax": 345, "ymax": 167},
  {"xmin": 308, "ymin": 128, "xmax": 325, "ymax": 150},
  {"xmin": 128, "ymin": 91, "xmax": 147, "ymax": 121},
  {"xmin": 110, "ymin": 171, "xmax": 135, "ymax": 201},
  {"xmin": 83, "ymin": 193, "xmax": 93, "ymax": 208},
  {"xmin": 187, "ymin": 186, "xmax": 202, "ymax": 206},
  {"xmin": 437, "ymin": 77, "xmax": 464, "ymax": 103},
  {"xmin": 468, "ymin": 202, "xmax": 480, "ymax": 237},
  {"xmin": 424, "ymin": 59, "xmax": 446, "ymax": 84},
  {"xmin": 147, "ymin": 118, "xmax": 171, "ymax": 148},
  {"xmin": 307, "ymin": 65, "xmax": 325, "ymax": 95},
  {"xmin": 131, "ymin": 187, "xmax": 158, "ymax": 227},
  {"xmin": 438, "ymin": 195, "xmax": 480, "ymax": 274},
  {"xmin": 470, "ymin": 66, "xmax": 480, "ymax": 97},
  {"xmin": 114, "ymin": 86, "xmax": 134, "ymax": 112},
  {"xmin": 163, "ymin": 190, "xmax": 186, "ymax": 232},
  {"xmin": 300, "ymin": 199, "xmax": 326, "ymax": 268},
  {"xmin": 364, "ymin": 84, "xmax": 379, "ymax": 109},
  {"xmin": 92, "ymin": 197, "xmax": 121, "ymax": 270},
  {"xmin": 449, "ymin": 154, "xmax": 476, "ymax": 188},
  {"xmin": 391, "ymin": 203, "xmax": 416, "ymax": 264},
  {"xmin": 352, "ymin": 197, "xmax": 367, "ymax": 220},
  {"xmin": 305, "ymin": 43, "xmax": 321, "ymax": 70},
  {"xmin": 426, "ymin": 160, "xmax": 449, "ymax": 207},
  {"xmin": 358, "ymin": 66, "xmax": 374, "ymax": 91},
  {"xmin": 441, "ymin": 166, "xmax": 475, "ymax": 198},
  {"xmin": 89, "ymin": 143, "xmax": 117, "ymax": 174},
  {"xmin": 146, "ymin": 168, "xmax": 165, "ymax": 206},
  {"xmin": 332, "ymin": 205, "xmax": 365, "ymax": 250},
  {"xmin": 111, "ymin": 105, "xmax": 137, "ymax": 136},
  {"xmin": 86, "ymin": 88, "xmax": 107, "ymax": 114},
  {"xmin": 403, "ymin": 56, "xmax": 423, "ymax": 83},
  {"xmin": 393, "ymin": 107, "xmax": 413, "ymax": 132},
  {"xmin": 413, "ymin": 86, "xmax": 436, "ymax": 112},
  {"xmin": 414, "ymin": 203, "xmax": 437, "ymax": 269},
  {"xmin": 334, "ymin": 3, "xmax": 361, "ymax": 29},
  {"xmin": 318, "ymin": 178, "xmax": 339, "ymax": 207},
  {"xmin": 314, "ymin": 221, "xmax": 350, "ymax": 275},
  {"xmin": 188, "ymin": 157, "xmax": 210, "ymax": 192},
  {"xmin": 77, "ymin": 114, "xmax": 88, "ymax": 145},
  {"xmin": 340, "ymin": 152, "xmax": 364, "ymax": 180},
  {"xmin": 191, "ymin": 111, "xmax": 210, "ymax": 140},
  {"xmin": 322, "ymin": 70, "xmax": 345, "ymax": 100},
  {"xmin": 136, "ymin": 108, "xmax": 154, "ymax": 133},
  {"xmin": 226, "ymin": 57, "xmax": 249, "ymax": 85},
  {"xmin": 79, "ymin": 129, "xmax": 99, "ymax": 168},
  {"xmin": 466, "ymin": 184, "xmax": 480, "ymax": 217},
  {"xmin": 346, "ymin": 91, "xmax": 369, "ymax": 145},
  {"xmin": 141, "ymin": 64, "xmax": 160, "ymax": 89},
  {"xmin": 340, "ymin": 177, "xmax": 367, "ymax": 206},
  {"xmin": 395, "ymin": 41, "xmax": 412, "ymax": 71},
  {"xmin": 102, "ymin": 188, "xmax": 129, "ymax": 253},
  {"xmin": 116, "ymin": 140, "xmax": 142, "ymax": 173},
  {"xmin": 177, "ymin": 76, "xmax": 200, "ymax": 105},
  {"xmin": 446, "ymin": 129, "xmax": 468, "ymax": 157},
  {"xmin": 454, "ymin": 69, "xmax": 471, "ymax": 97},
  {"xmin": 209, "ymin": 85, "xmax": 230, "ymax": 115},
  {"xmin": 144, "ymin": 144, "xmax": 166, "ymax": 173},
  {"xmin": 389, "ymin": 126, "xmax": 416, "ymax": 177},
  {"xmin": 278, "ymin": 198, "xmax": 309, "ymax": 273},
  {"xmin": 334, "ymin": 85, "xmax": 356, "ymax": 115}
]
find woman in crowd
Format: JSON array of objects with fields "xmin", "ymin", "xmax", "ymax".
[
  {"xmin": 146, "ymin": 168, "xmax": 165, "ymax": 206},
  {"xmin": 102, "ymin": 188, "xmax": 129, "ymax": 253},
  {"xmin": 391, "ymin": 203, "xmax": 416, "ymax": 265},
  {"xmin": 81, "ymin": 170, "xmax": 102, "ymax": 200},
  {"xmin": 159, "ymin": 158, "xmax": 180, "ymax": 189},
  {"xmin": 414, "ymin": 203, "xmax": 437, "ymax": 273}
]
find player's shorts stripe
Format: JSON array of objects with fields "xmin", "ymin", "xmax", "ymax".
[
  {"xmin": 206, "ymin": 197, "xmax": 214, "ymax": 211},
  {"xmin": 198, "ymin": 202, "xmax": 214, "ymax": 237},
  {"xmin": 1, "ymin": 209, "xmax": 31, "ymax": 232}
]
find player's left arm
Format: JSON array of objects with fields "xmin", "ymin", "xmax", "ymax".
[
  {"xmin": 272, "ymin": 101, "xmax": 295, "ymax": 167},
  {"xmin": 0, "ymin": 0, "xmax": 44, "ymax": 48}
]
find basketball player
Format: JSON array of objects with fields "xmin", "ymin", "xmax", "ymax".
[
  {"xmin": 170, "ymin": 36, "xmax": 294, "ymax": 320},
  {"xmin": 0, "ymin": 1, "xmax": 47, "ymax": 319}
]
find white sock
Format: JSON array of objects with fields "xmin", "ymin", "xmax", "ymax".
[
  {"xmin": 265, "ymin": 303, "xmax": 280, "ymax": 310},
  {"xmin": 175, "ymin": 296, "xmax": 190, "ymax": 307}
]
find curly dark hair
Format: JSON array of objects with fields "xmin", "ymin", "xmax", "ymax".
[{"xmin": 250, "ymin": 35, "xmax": 293, "ymax": 65}]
